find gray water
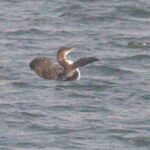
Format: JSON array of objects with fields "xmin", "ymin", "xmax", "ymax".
[{"xmin": 0, "ymin": 0, "xmax": 150, "ymax": 149}]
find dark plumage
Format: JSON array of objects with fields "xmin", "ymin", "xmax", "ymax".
[{"xmin": 30, "ymin": 47, "xmax": 99, "ymax": 81}]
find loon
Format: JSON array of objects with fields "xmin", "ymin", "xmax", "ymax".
[{"xmin": 29, "ymin": 47, "xmax": 99, "ymax": 81}]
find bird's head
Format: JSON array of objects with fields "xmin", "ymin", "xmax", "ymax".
[{"xmin": 57, "ymin": 47, "xmax": 75, "ymax": 67}]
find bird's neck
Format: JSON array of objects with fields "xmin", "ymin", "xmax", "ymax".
[{"xmin": 57, "ymin": 55, "xmax": 73, "ymax": 69}]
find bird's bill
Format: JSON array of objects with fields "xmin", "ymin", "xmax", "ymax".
[{"xmin": 68, "ymin": 47, "xmax": 76, "ymax": 51}]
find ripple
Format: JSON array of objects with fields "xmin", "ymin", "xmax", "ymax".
[
  {"xmin": 69, "ymin": 92, "xmax": 97, "ymax": 98},
  {"xmin": 1, "ymin": 0, "xmax": 22, "ymax": 3},
  {"xmin": 27, "ymin": 123, "xmax": 75, "ymax": 134},
  {"xmin": 0, "ymin": 79, "xmax": 10, "ymax": 86},
  {"xmin": 128, "ymin": 41, "xmax": 150, "ymax": 48},
  {"xmin": 142, "ymin": 94, "xmax": 150, "ymax": 100},
  {"xmin": 109, "ymin": 128, "xmax": 138, "ymax": 134},
  {"xmin": 110, "ymin": 135, "xmax": 150, "ymax": 148},
  {"xmin": 5, "ymin": 28, "xmax": 48, "ymax": 36},
  {"xmin": 99, "ymin": 65, "xmax": 134, "ymax": 76},
  {"xmin": 12, "ymin": 81, "xmax": 54, "ymax": 90},
  {"xmin": 12, "ymin": 81, "xmax": 30, "ymax": 88},
  {"xmin": 116, "ymin": 54, "xmax": 150, "ymax": 61},
  {"xmin": 16, "ymin": 142, "xmax": 41, "ymax": 149},
  {"xmin": 21, "ymin": 111, "xmax": 46, "ymax": 118},
  {"xmin": 116, "ymin": 5, "xmax": 150, "ymax": 18},
  {"xmin": 129, "ymin": 7, "xmax": 150, "ymax": 18},
  {"xmin": 134, "ymin": 137, "xmax": 150, "ymax": 147}
]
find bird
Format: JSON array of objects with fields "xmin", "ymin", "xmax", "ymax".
[{"xmin": 29, "ymin": 47, "xmax": 99, "ymax": 81}]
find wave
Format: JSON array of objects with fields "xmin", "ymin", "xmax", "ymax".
[
  {"xmin": 115, "ymin": 5, "xmax": 150, "ymax": 18},
  {"xmin": 98, "ymin": 65, "xmax": 134, "ymax": 75},
  {"xmin": 114, "ymin": 54, "xmax": 150, "ymax": 61},
  {"xmin": 5, "ymin": 28, "xmax": 48, "ymax": 36},
  {"xmin": 128, "ymin": 41, "xmax": 150, "ymax": 48}
]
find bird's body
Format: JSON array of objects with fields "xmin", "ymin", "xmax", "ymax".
[{"xmin": 30, "ymin": 47, "xmax": 99, "ymax": 81}]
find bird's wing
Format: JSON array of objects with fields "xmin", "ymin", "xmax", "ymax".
[
  {"xmin": 70, "ymin": 57, "xmax": 99, "ymax": 70},
  {"xmin": 29, "ymin": 57, "xmax": 62, "ymax": 80},
  {"xmin": 64, "ymin": 57, "xmax": 99, "ymax": 79}
]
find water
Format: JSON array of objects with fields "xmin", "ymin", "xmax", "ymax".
[{"xmin": 0, "ymin": 0, "xmax": 150, "ymax": 149}]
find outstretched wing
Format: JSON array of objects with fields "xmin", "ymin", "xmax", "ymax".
[
  {"xmin": 29, "ymin": 57, "xmax": 62, "ymax": 80},
  {"xmin": 71, "ymin": 57, "xmax": 99, "ymax": 70},
  {"xmin": 64, "ymin": 57, "xmax": 99, "ymax": 79}
]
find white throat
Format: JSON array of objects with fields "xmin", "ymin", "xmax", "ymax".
[{"xmin": 66, "ymin": 59, "xmax": 73, "ymax": 65}]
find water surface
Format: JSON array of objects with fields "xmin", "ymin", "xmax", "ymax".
[{"xmin": 0, "ymin": 0, "xmax": 150, "ymax": 150}]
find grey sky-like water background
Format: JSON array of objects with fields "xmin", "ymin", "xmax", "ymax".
[{"xmin": 0, "ymin": 0, "xmax": 150, "ymax": 149}]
